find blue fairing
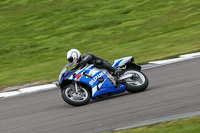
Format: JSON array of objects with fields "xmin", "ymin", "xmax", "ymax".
[
  {"xmin": 78, "ymin": 72, "xmax": 97, "ymax": 87},
  {"xmin": 78, "ymin": 69, "xmax": 126, "ymax": 99},
  {"xmin": 92, "ymin": 79, "xmax": 126, "ymax": 98},
  {"xmin": 59, "ymin": 70, "xmax": 75, "ymax": 85},
  {"xmin": 59, "ymin": 64, "xmax": 127, "ymax": 100}
]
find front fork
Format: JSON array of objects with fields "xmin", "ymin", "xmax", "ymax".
[{"xmin": 74, "ymin": 81, "xmax": 79, "ymax": 93}]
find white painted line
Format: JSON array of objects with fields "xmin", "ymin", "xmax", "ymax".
[
  {"xmin": 149, "ymin": 57, "xmax": 184, "ymax": 65},
  {"xmin": 179, "ymin": 52, "xmax": 200, "ymax": 58},
  {"xmin": 19, "ymin": 84, "xmax": 56, "ymax": 93},
  {"xmin": 0, "ymin": 91, "xmax": 21, "ymax": 98},
  {"xmin": 149, "ymin": 52, "xmax": 200, "ymax": 65},
  {"xmin": 114, "ymin": 111, "xmax": 200, "ymax": 131},
  {"xmin": 0, "ymin": 84, "xmax": 57, "ymax": 98}
]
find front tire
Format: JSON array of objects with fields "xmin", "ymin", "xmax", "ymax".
[
  {"xmin": 123, "ymin": 69, "xmax": 148, "ymax": 93},
  {"xmin": 61, "ymin": 84, "xmax": 90, "ymax": 106}
]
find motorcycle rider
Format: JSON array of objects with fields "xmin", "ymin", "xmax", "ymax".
[{"xmin": 67, "ymin": 49, "xmax": 122, "ymax": 87}]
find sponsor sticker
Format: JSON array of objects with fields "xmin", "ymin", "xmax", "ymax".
[{"xmin": 89, "ymin": 72, "xmax": 104, "ymax": 86}]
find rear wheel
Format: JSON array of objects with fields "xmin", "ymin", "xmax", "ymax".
[
  {"xmin": 61, "ymin": 84, "xmax": 90, "ymax": 106},
  {"xmin": 123, "ymin": 69, "xmax": 148, "ymax": 93}
]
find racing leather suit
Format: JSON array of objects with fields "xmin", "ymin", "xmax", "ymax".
[
  {"xmin": 73, "ymin": 53, "xmax": 118, "ymax": 87},
  {"xmin": 73, "ymin": 53, "xmax": 116, "ymax": 73}
]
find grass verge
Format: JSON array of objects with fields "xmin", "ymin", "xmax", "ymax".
[
  {"xmin": 104, "ymin": 116, "xmax": 200, "ymax": 133},
  {"xmin": 0, "ymin": 0, "xmax": 200, "ymax": 87}
]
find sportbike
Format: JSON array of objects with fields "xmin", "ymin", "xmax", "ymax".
[{"xmin": 57, "ymin": 56, "xmax": 148, "ymax": 106}]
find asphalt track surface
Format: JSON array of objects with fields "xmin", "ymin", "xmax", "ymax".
[{"xmin": 0, "ymin": 57, "xmax": 200, "ymax": 133}]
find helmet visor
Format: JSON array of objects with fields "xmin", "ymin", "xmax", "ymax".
[{"xmin": 68, "ymin": 56, "xmax": 73, "ymax": 63}]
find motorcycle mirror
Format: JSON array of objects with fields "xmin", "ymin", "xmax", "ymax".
[{"xmin": 97, "ymin": 77, "xmax": 104, "ymax": 83}]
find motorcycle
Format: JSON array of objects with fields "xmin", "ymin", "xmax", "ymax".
[{"xmin": 57, "ymin": 56, "xmax": 148, "ymax": 106}]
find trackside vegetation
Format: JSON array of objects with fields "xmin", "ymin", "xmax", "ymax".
[
  {"xmin": 104, "ymin": 116, "xmax": 200, "ymax": 133},
  {"xmin": 0, "ymin": 0, "xmax": 200, "ymax": 87}
]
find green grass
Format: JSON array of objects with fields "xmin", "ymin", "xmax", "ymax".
[
  {"xmin": 0, "ymin": 0, "xmax": 200, "ymax": 88},
  {"xmin": 104, "ymin": 116, "xmax": 200, "ymax": 133}
]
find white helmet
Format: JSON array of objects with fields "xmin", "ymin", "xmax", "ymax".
[{"xmin": 67, "ymin": 49, "xmax": 81, "ymax": 63}]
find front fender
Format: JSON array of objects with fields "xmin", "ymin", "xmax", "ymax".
[{"xmin": 60, "ymin": 79, "xmax": 73, "ymax": 89}]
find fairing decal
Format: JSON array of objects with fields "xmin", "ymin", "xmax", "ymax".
[
  {"xmin": 92, "ymin": 79, "xmax": 107, "ymax": 96},
  {"xmin": 112, "ymin": 56, "xmax": 132, "ymax": 68},
  {"xmin": 113, "ymin": 59, "xmax": 123, "ymax": 68}
]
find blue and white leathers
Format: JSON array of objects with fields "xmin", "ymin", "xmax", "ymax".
[{"xmin": 59, "ymin": 64, "xmax": 126, "ymax": 99}]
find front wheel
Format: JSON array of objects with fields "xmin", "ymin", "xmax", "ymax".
[
  {"xmin": 123, "ymin": 69, "xmax": 148, "ymax": 93},
  {"xmin": 61, "ymin": 84, "xmax": 90, "ymax": 106}
]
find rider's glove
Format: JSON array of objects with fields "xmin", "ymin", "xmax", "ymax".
[
  {"xmin": 76, "ymin": 63, "xmax": 81, "ymax": 68},
  {"xmin": 71, "ymin": 63, "xmax": 81, "ymax": 71}
]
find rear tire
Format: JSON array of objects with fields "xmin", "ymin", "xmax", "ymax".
[
  {"xmin": 61, "ymin": 84, "xmax": 90, "ymax": 106},
  {"xmin": 123, "ymin": 69, "xmax": 148, "ymax": 93}
]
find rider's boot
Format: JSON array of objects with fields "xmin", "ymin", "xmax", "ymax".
[
  {"xmin": 106, "ymin": 71, "xmax": 119, "ymax": 88},
  {"xmin": 102, "ymin": 62, "xmax": 122, "ymax": 88},
  {"xmin": 114, "ymin": 69, "xmax": 123, "ymax": 77}
]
